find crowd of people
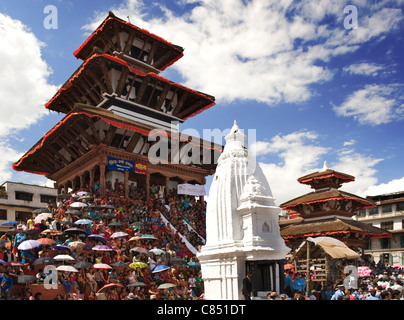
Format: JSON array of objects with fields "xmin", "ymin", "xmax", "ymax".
[
  {"xmin": 0, "ymin": 181, "xmax": 206, "ymax": 300},
  {"xmin": 282, "ymin": 266, "xmax": 404, "ymax": 300}
]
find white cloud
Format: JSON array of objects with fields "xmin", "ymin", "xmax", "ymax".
[
  {"xmin": 256, "ymin": 130, "xmax": 329, "ymax": 204},
  {"xmin": 0, "ymin": 13, "xmax": 58, "ymax": 182},
  {"xmin": 0, "ymin": 141, "xmax": 23, "ymax": 182},
  {"xmin": 363, "ymin": 177, "xmax": 404, "ymax": 196},
  {"xmin": 0, "ymin": 13, "xmax": 57, "ymax": 137},
  {"xmin": 82, "ymin": 0, "xmax": 403, "ymax": 106},
  {"xmin": 333, "ymin": 84, "xmax": 404, "ymax": 125},
  {"xmin": 343, "ymin": 62, "xmax": 383, "ymax": 76},
  {"xmin": 343, "ymin": 139, "xmax": 357, "ymax": 146},
  {"xmin": 254, "ymin": 130, "xmax": 386, "ymax": 205}
]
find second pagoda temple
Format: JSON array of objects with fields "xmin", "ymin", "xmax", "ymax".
[{"xmin": 279, "ymin": 163, "xmax": 391, "ymax": 256}]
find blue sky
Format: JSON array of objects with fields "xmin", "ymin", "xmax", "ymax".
[{"xmin": 0, "ymin": 0, "xmax": 403, "ymax": 205}]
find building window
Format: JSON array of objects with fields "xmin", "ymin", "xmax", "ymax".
[
  {"xmin": 357, "ymin": 209, "xmax": 366, "ymax": 218},
  {"xmin": 15, "ymin": 211, "xmax": 31, "ymax": 223},
  {"xmin": 380, "ymin": 238, "xmax": 390, "ymax": 249},
  {"xmin": 400, "ymin": 236, "xmax": 404, "ymax": 248},
  {"xmin": 382, "ymin": 204, "xmax": 392, "ymax": 213},
  {"xmin": 397, "ymin": 202, "xmax": 404, "ymax": 211},
  {"xmin": 369, "ymin": 207, "xmax": 379, "ymax": 215},
  {"xmin": 381, "ymin": 221, "xmax": 394, "ymax": 231},
  {"xmin": 15, "ymin": 191, "xmax": 33, "ymax": 202},
  {"xmin": 40, "ymin": 194, "xmax": 56, "ymax": 204},
  {"xmin": 0, "ymin": 209, "xmax": 7, "ymax": 220}
]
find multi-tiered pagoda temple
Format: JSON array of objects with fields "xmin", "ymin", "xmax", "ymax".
[
  {"xmin": 13, "ymin": 12, "xmax": 222, "ymax": 199},
  {"xmin": 280, "ymin": 164, "xmax": 391, "ymax": 255}
]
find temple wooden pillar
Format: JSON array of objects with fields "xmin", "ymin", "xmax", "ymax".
[
  {"xmin": 124, "ymin": 171, "xmax": 129, "ymax": 198},
  {"xmin": 165, "ymin": 176, "xmax": 170, "ymax": 197},
  {"xmin": 100, "ymin": 165, "xmax": 106, "ymax": 196},
  {"xmin": 146, "ymin": 173, "xmax": 150, "ymax": 201},
  {"xmin": 89, "ymin": 167, "xmax": 95, "ymax": 193}
]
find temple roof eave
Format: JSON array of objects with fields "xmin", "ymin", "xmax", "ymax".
[{"xmin": 12, "ymin": 104, "xmax": 222, "ymax": 176}]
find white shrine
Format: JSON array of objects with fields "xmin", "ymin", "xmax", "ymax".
[{"xmin": 197, "ymin": 121, "xmax": 290, "ymax": 300}]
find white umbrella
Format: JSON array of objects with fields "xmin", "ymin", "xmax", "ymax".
[
  {"xmin": 149, "ymin": 248, "xmax": 165, "ymax": 255},
  {"xmin": 34, "ymin": 212, "xmax": 53, "ymax": 224},
  {"xmin": 110, "ymin": 231, "xmax": 128, "ymax": 239},
  {"xmin": 54, "ymin": 254, "xmax": 75, "ymax": 261},
  {"xmin": 17, "ymin": 240, "xmax": 42, "ymax": 251},
  {"xmin": 56, "ymin": 265, "xmax": 79, "ymax": 273},
  {"xmin": 70, "ymin": 202, "xmax": 87, "ymax": 208}
]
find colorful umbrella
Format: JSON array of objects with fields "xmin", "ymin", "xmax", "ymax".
[
  {"xmin": 32, "ymin": 208, "xmax": 52, "ymax": 214},
  {"xmin": 141, "ymin": 234, "xmax": 157, "ymax": 240},
  {"xmin": 74, "ymin": 261, "xmax": 93, "ymax": 269},
  {"xmin": 111, "ymin": 261, "xmax": 130, "ymax": 268},
  {"xmin": 152, "ymin": 265, "xmax": 170, "ymax": 273},
  {"xmin": 68, "ymin": 241, "xmax": 87, "ymax": 250},
  {"xmin": 74, "ymin": 219, "xmax": 93, "ymax": 225},
  {"xmin": 34, "ymin": 212, "xmax": 53, "ymax": 224},
  {"xmin": 1, "ymin": 220, "xmax": 18, "ymax": 227},
  {"xmin": 130, "ymin": 247, "xmax": 149, "ymax": 255},
  {"xmin": 17, "ymin": 240, "xmax": 42, "ymax": 250},
  {"xmin": 158, "ymin": 283, "xmax": 176, "ymax": 289},
  {"xmin": 54, "ymin": 254, "xmax": 75, "ymax": 261},
  {"xmin": 149, "ymin": 248, "xmax": 165, "ymax": 255},
  {"xmin": 41, "ymin": 229, "xmax": 63, "ymax": 236},
  {"xmin": 64, "ymin": 227, "xmax": 86, "ymax": 234},
  {"xmin": 110, "ymin": 231, "xmax": 128, "ymax": 239},
  {"xmin": 92, "ymin": 245, "xmax": 113, "ymax": 251},
  {"xmin": 70, "ymin": 202, "xmax": 87, "ymax": 208},
  {"xmin": 56, "ymin": 265, "xmax": 79, "ymax": 273},
  {"xmin": 87, "ymin": 234, "xmax": 107, "ymax": 243},
  {"xmin": 93, "ymin": 263, "xmax": 112, "ymax": 269},
  {"xmin": 51, "ymin": 244, "xmax": 72, "ymax": 251},
  {"xmin": 129, "ymin": 262, "xmax": 148, "ymax": 269},
  {"xmin": 97, "ymin": 283, "xmax": 124, "ymax": 293},
  {"xmin": 36, "ymin": 238, "xmax": 56, "ymax": 246}
]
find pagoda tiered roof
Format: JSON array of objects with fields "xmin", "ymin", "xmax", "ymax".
[
  {"xmin": 74, "ymin": 12, "xmax": 184, "ymax": 73},
  {"xmin": 45, "ymin": 53, "xmax": 215, "ymax": 119},
  {"xmin": 281, "ymin": 217, "xmax": 390, "ymax": 240},
  {"xmin": 13, "ymin": 104, "xmax": 222, "ymax": 177},
  {"xmin": 298, "ymin": 169, "xmax": 355, "ymax": 190}
]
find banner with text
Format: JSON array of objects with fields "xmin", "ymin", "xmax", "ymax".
[
  {"xmin": 134, "ymin": 162, "xmax": 147, "ymax": 175},
  {"xmin": 177, "ymin": 184, "xmax": 206, "ymax": 196},
  {"xmin": 107, "ymin": 156, "xmax": 134, "ymax": 172}
]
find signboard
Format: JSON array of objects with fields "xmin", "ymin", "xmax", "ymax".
[
  {"xmin": 107, "ymin": 156, "xmax": 134, "ymax": 172},
  {"xmin": 177, "ymin": 184, "xmax": 206, "ymax": 196},
  {"xmin": 134, "ymin": 162, "xmax": 147, "ymax": 175}
]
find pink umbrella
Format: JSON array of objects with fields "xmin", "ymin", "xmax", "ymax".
[
  {"xmin": 93, "ymin": 263, "xmax": 112, "ymax": 269},
  {"xmin": 97, "ymin": 283, "xmax": 124, "ymax": 293},
  {"xmin": 92, "ymin": 245, "xmax": 114, "ymax": 251},
  {"xmin": 358, "ymin": 266, "xmax": 371, "ymax": 277}
]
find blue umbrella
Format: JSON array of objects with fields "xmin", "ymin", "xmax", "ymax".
[
  {"xmin": 74, "ymin": 219, "xmax": 93, "ymax": 225},
  {"xmin": 187, "ymin": 261, "xmax": 201, "ymax": 268},
  {"xmin": 1, "ymin": 221, "xmax": 18, "ymax": 227},
  {"xmin": 152, "ymin": 264, "xmax": 170, "ymax": 273},
  {"xmin": 51, "ymin": 244, "xmax": 72, "ymax": 251}
]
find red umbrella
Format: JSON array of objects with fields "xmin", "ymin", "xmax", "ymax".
[
  {"xmin": 97, "ymin": 283, "xmax": 124, "ymax": 293},
  {"xmin": 284, "ymin": 264, "xmax": 295, "ymax": 270}
]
